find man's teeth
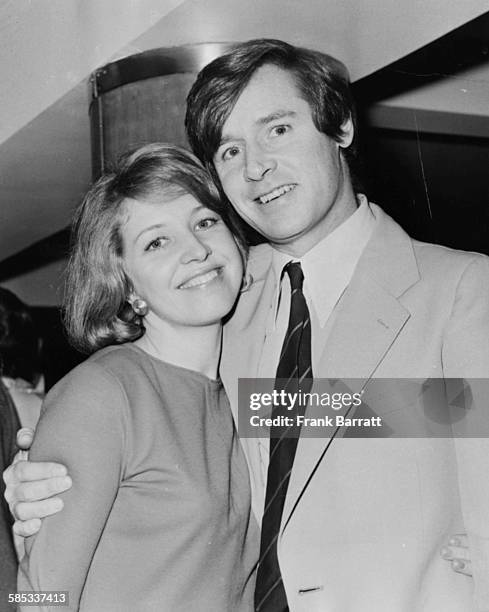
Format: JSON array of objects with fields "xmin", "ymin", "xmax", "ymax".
[
  {"xmin": 258, "ymin": 184, "xmax": 295, "ymax": 204},
  {"xmin": 179, "ymin": 269, "xmax": 220, "ymax": 289}
]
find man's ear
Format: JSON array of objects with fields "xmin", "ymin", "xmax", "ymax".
[{"xmin": 338, "ymin": 116, "xmax": 354, "ymax": 148}]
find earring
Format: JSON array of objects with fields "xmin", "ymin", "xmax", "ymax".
[
  {"xmin": 240, "ymin": 273, "xmax": 253, "ymax": 293},
  {"xmin": 131, "ymin": 297, "xmax": 148, "ymax": 317}
]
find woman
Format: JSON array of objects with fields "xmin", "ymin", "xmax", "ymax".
[{"xmin": 18, "ymin": 144, "xmax": 259, "ymax": 611}]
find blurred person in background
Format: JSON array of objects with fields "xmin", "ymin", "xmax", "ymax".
[
  {"xmin": 0, "ymin": 288, "xmax": 43, "ymax": 431},
  {"xmin": 0, "ymin": 288, "xmax": 43, "ymax": 610}
]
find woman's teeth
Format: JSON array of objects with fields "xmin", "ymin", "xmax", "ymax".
[{"xmin": 179, "ymin": 268, "xmax": 220, "ymax": 289}]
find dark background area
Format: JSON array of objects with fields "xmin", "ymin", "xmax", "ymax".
[
  {"xmin": 360, "ymin": 128, "xmax": 489, "ymax": 256},
  {"xmin": 31, "ymin": 307, "xmax": 85, "ymax": 392}
]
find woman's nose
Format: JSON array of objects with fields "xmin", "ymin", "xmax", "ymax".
[{"xmin": 180, "ymin": 233, "xmax": 212, "ymax": 264}]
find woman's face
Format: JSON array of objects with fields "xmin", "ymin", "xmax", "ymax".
[{"xmin": 121, "ymin": 191, "xmax": 243, "ymax": 331}]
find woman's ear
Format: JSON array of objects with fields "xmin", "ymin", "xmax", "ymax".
[{"xmin": 126, "ymin": 282, "xmax": 138, "ymax": 305}]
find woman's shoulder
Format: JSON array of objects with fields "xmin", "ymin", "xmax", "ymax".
[
  {"xmin": 46, "ymin": 343, "xmax": 201, "ymax": 417},
  {"xmin": 44, "ymin": 343, "xmax": 176, "ymax": 414},
  {"xmin": 87, "ymin": 343, "xmax": 146, "ymax": 372},
  {"xmin": 58, "ymin": 344, "xmax": 146, "ymax": 384},
  {"xmin": 44, "ymin": 345, "xmax": 141, "ymax": 407}
]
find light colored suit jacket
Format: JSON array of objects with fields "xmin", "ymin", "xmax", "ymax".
[{"xmin": 221, "ymin": 204, "xmax": 489, "ymax": 612}]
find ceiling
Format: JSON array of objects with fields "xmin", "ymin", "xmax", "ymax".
[{"xmin": 0, "ymin": 0, "xmax": 488, "ymax": 304}]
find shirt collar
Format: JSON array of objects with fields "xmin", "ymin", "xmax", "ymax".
[{"xmin": 270, "ymin": 195, "xmax": 376, "ymax": 326}]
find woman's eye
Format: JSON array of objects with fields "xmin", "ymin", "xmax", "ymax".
[
  {"xmin": 270, "ymin": 124, "xmax": 290, "ymax": 137},
  {"xmin": 196, "ymin": 217, "xmax": 219, "ymax": 230},
  {"xmin": 145, "ymin": 237, "xmax": 167, "ymax": 251}
]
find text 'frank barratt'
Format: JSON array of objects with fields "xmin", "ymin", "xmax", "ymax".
[{"xmin": 249, "ymin": 414, "xmax": 383, "ymax": 428}]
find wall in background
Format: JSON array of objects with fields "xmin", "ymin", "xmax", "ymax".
[
  {"xmin": 361, "ymin": 128, "xmax": 489, "ymax": 256},
  {"xmin": 2, "ymin": 259, "xmax": 67, "ymax": 306}
]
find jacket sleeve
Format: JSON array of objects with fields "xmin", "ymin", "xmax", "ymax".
[
  {"xmin": 442, "ymin": 253, "xmax": 489, "ymax": 378},
  {"xmin": 442, "ymin": 254, "xmax": 489, "ymax": 611},
  {"xmin": 18, "ymin": 361, "xmax": 127, "ymax": 612}
]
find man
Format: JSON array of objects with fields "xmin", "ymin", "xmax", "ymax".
[{"xmin": 5, "ymin": 40, "xmax": 489, "ymax": 611}]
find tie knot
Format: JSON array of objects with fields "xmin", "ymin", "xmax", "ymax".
[{"xmin": 284, "ymin": 261, "xmax": 304, "ymax": 291}]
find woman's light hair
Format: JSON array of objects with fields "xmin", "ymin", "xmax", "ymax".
[{"xmin": 65, "ymin": 143, "xmax": 246, "ymax": 354}]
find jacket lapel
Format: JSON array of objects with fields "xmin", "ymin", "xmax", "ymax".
[{"xmin": 282, "ymin": 204, "xmax": 421, "ymax": 532}]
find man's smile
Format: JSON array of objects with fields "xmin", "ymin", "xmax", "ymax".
[{"xmin": 255, "ymin": 183, "xmax": 297, "ymax": 205}]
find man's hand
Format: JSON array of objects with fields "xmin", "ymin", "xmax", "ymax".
[
  {"xmin": 440, "ymin": 534, "xmax": 472, "ymax": 577},
  {"xmin": 2, "ymin": 428, "xmax": 72, "ymax": 537}
]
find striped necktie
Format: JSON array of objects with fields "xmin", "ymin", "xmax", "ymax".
[{"xmin": 255, "ymin": 261, "xmax": 313, "ymax": 611}]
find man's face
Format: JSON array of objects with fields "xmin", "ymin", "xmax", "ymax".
[{"xmin": 213, "ymin": 64, "xmax": 355, "ymax": 256}]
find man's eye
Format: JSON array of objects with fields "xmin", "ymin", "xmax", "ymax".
[
  {"xmin": 221, "ymin": 146, "xmax": 241, "ymax": 161},
  {"xmin": 196, "ymin": 217, "xmax": 219, "ymax": 230},
  {"xmin": 145, "ymin": 237, "xmax": 167, "ymax": 251},
  {"xmin": 270, "ymin": 125, "xmax": 290, "ymax": 137}
]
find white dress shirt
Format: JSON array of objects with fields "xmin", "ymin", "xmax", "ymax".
[{"xmin": 256, "ymin": 196, "xmax": 376, "ymax": 480}]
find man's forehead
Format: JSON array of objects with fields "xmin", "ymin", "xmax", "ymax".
[
  {"xmin": 220, "ymin": 66, "xmax": 308, "ymax": 134},
  {"xmin": 234, "ymin": 64, "xmax": 300, "ymax": 105}
]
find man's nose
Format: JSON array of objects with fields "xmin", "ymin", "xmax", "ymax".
[
  {"xmin": 180, "ymin": 233, "xmax": 211, "ymax": 264},
  {"xmin": 244, "ymin": 145, "xmax": 276, "ymax": 182}
]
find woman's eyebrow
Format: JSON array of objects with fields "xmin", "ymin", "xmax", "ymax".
[{"xmin": 135, "ymin": 223, "xmax": 166, "ymax": 242}]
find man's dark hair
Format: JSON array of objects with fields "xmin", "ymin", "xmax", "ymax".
[{"xmin": 185, "ymin": 38, "xmax": 357, "ymax": 177}]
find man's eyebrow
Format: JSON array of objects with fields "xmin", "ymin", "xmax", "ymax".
[
  {"xmin": 217, "ymin": 110, "xmax": 297, "ymax": 148},
  {"xmin": 256, "ymin": 110, "xmax": 297, "ymax": 126}
]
